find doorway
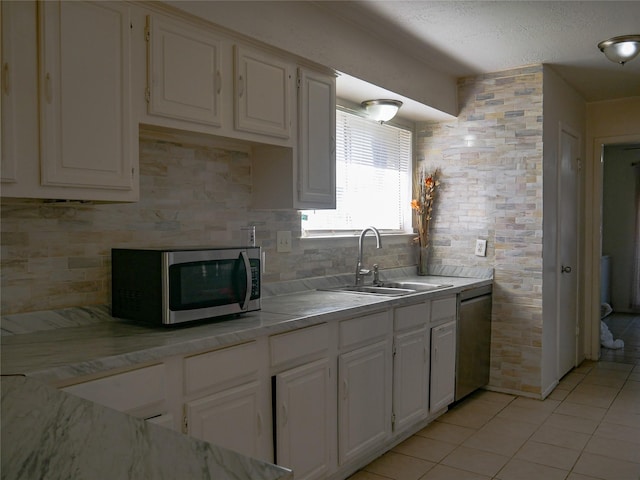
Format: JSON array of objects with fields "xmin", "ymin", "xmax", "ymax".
[{"xmin": 585, "ymin": 134, "xmax": 640, "ymax": 360}]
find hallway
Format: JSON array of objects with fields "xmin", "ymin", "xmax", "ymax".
[
  {"xmin": 348, "ymin": 360, "xmax": 640, "ymax": 480},
  {"xmin": 601, "ymin": 312, "xmax": 640, "ymax": 365}
]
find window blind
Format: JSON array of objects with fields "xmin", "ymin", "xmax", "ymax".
[{"xmin": 302, "ymin": 109, "xmax": 412, "ymax": 233}]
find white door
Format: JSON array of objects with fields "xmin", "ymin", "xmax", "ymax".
[
  {"xmin": 275, "ymin": 359, "xmax": 332, "ymax": 480},
  {"xmin": 338, "ymin": 340, "xmax": 391, "ymax": 465},
  {"xmin": 558, "ymin": 127, "xmax": 580, "ymax": 378}
]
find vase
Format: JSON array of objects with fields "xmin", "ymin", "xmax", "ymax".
[{"xmin": 417, "ymin": 246, "xmax": 430, "ymax": 276}]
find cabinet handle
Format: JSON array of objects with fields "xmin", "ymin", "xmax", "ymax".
[
  {"xmin": 434, "ymin": 346, "xmax": 438, "ymax": 363},
  {"xmin": 2, "ymin": 63, "xmax": 9, "ymax": 95},
  {"xmin": 257, "ymin": 412, "xmax": 263, "ymax": 436},
  {"xmin": 215, "ymin": 70, "xmax": 222, "ymax": 95},
  {"xmin": 343, "ymin": 379, "xmax": 348, "ymax": 399},
  {"xmin": 238, "ymin": 75, "xmax": 244, "ymax": 97},
  {"xmin": 281, "ymin": 403, "xmax": 288, "ymax": 426},
  {"xmin": 45, "ymin": 72, "xmax": 52, "ymax": 104}
]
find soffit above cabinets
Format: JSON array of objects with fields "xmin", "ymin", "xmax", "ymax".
[{"xmin": 336, "ymin": 71, "xmax": 456, "ymax": 123}]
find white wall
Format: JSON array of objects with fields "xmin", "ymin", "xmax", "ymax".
[
  {"xmin": 165, "ymin": 1, "xmax": 458, "ymax": 117},
  {"xmin": 541, "ymin": 66, "xmax": 585, "ymax": 394}
]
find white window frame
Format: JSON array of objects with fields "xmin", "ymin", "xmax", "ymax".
[{"xmin": 301, "ymin": 106, "xmax": 414, "ymax": 238}]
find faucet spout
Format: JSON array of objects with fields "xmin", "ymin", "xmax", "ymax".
[{"xmin": 355, "ymin": 226, "xmax": 382, "ymax": 286}]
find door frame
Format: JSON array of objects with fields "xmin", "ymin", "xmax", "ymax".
[{"xmin": 585, "ymin": 133, "xmax": 640, "ymax": 360}]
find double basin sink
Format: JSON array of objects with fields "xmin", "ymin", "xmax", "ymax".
[{"xmin": 322, "ymin": 281, "xmax": 453, "ymax": 297}]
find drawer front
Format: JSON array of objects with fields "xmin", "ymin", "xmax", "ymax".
[
  {"xmin": 339, "ymin": 310, "xmax": 390, "ymax": 349},
  {"xmin": 394, "ymin": 302, "xmax": 428, "ymax": 332},
  {"xmin": 63, "ymin": 364, "xmax": 165, "ymax": 415},
  {"xmin": 269, "ymin": 323, "xmax": 329, "ymax": 368},
  {"xmin": 184, "ymin": 341, "xmax": 258, "ymax": 396},
  {"xmin": 431, "ymin": 296, "xmax": 456, "ymax": 324}
]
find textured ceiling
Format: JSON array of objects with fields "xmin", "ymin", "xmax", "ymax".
[{"xmin": 323, "ymin": 1, "xmax": 640, "ymax": 103}]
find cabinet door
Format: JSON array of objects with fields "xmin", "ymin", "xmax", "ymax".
[
  {"xmin": 185, "ymin": 381, "xmax": 268, "ymax": 461},
  {"xmin": 234, "ymin": 45, "xmax": 291, "ymax": 138},
  {"xmin": 1, "ymin": 0, "xmax": 38, "ymax": 190},
  {"xmin": 430, "ymin": 320, "xmax": 456, "ymax": 412},
  {"xmin": 393, "ymin": 327, "xmax": 430, "ymax": 432},
  {"xmin": 275, "ymin": 359, "xmax": 332, "ymax": 480},
  {"xmin": 338, "ymin": 339, "xmax": 392, "ymax": 465},
  {"xmin": 297, "ymin": 67, "xmax": 335, "ymax": 208},
  {"xmin": 39, "ymin": 1, "xmax": 134, "ymax": 192},
  {"xmin": 146, "ymin": 15, "xmax": 222, "ymax": 127}
]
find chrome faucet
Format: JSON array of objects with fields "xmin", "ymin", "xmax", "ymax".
[{"xmin": 355, "ymin": 226, "xmax": 382, "ymax": 286}]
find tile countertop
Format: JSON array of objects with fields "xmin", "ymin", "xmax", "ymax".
[
  {"xmin": 1, "ymin": 266, "xmax": 492, "ymax": 384},
  {"xmin": 1, "ymin": 375, "xmax": 292, "ymax": 480}
]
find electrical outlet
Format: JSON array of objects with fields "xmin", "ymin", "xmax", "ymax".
[
  {"xmin": 277, "ymin": 231, "xmax": 292, "ymax": 253},
  {"xmin": 475, "ymin": 239, "xmax": 487, "ymax": 257}
]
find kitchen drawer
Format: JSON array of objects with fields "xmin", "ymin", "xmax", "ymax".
[
  {"xmin": 62, "ymin": 364, "xmax": 166, "ymax": 415},
  {"xmin": 431, "ymin": 296, "xmax": 456, "ymax": 325},
  {"xmin": 184, "ymin": 341, "xmax": 258, "ymax": 396},
  {"xmin": 339, "ymin": 310, "xmax": 390, "ymax": 350},
  {"xmin": 394, "ymin": 302, "xmax": 429, "ymax": 332},
  {"xmin": 269, "ymin": 323, "xmax": 329, "ymax": 368}
]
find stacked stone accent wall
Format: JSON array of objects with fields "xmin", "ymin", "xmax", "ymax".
[{"xmin": 418, "ymin": 65, "xmax": 544, "ymax": 395}]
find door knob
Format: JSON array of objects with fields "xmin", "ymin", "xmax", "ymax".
[{"xmin": 561, "ymin": 265, "xmax": 572, "ymax": 273}]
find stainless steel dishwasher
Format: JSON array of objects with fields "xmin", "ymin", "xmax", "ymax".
[{"xmin": 455, "ymin": 284, "xmax": 492, "ymax": 401}]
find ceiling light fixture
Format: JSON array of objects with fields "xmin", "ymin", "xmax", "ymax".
[
  {"xmin": 598, "ymin": 34, "xmax": 640, "ymax": 65},
  {"xmin": 361, "ymin": 99, "xmax": 403, "ymax": 123}
]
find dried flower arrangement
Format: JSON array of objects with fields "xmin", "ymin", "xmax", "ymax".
[{"xmin": 411, "ymin": 167, "xmax": 440, "ymax": 249}]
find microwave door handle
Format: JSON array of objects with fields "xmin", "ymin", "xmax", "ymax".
[{"xmin": 239, "ymin": 251, "xmax": 252, "ymax": 310}]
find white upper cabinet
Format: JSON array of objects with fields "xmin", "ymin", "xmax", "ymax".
[
  {"xmin": 297, "ymin": 67, "xmax": 336, "ymax": 208},
  {"xmin": 146, "ymin": 15, "xmax": 223, "ymax": 127},
  {"xmin": 234, "ymin": 45, "xmax": 292, "ymax": 139},
  {"xmin": 37, "ymin": 1, "xmax": 137, "ymax": 198}
]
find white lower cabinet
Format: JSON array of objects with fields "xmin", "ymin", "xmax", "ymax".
[
  {"xmin": 274, "ymin": 358, "xmax": 332, "ymax": 480},
  {"xmin": 430, "ymin": 320, "xmax": 456, "ymax": 412},
  {"xmin": 185, "ymin": 380, "xmax": 266, "ymax": 459},
  {"xmin": 183, "ymin": 340, "xmax": 272, "ymax": 462},
  {"xmin": 57, "ymin": 294, "xmax": 463, "ymax": 479},
  {"xmin": 392, "ymin": 302, "xmax": 430, "ymax": 432},
  {"xmin": 429, "ymin": 296, "xmax": 457, "ymax": 413},
  {"xmin": 338, "ymin": 311, "xmax": 392, "ymax": 466}
]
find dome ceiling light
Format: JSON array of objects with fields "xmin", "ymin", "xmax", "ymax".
[
  {"xmin": 361, "ymin": 99, "xmax": 403, "ymax": 123},
  {"xmin": 597, "ymin": 35, "xmax": 640, "ymax": 65}
]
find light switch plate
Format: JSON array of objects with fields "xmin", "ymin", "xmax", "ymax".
[
  {"xmin": 475, "ymin": 239, "xmax": 487, "ymax": 257},
  {"xmin": 277, "ymin": 231, "xmax": 292, "ymax": 253}
]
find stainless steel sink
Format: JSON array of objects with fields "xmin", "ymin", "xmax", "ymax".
[
  {"xmin": 320, "ymin": 282, "xmax": 453, "ymax": 296},
  {"xmin": 378, "ymin": 281, "xmax": 453, "ymax": 291},
  {"xmin": 329, "ymin": 285, "xmax": 416, "ymax": 296}
]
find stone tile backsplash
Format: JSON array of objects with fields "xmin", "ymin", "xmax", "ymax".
[{"xmin": 1, "ymin": 138, "xmax": 413, "ymax": 314}]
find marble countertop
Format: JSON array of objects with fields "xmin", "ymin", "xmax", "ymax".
[
  {"xmin": 1, "ymin": 267, "xmax": 492, "ymax": 384},
  {"xmin": 0, "ymin": 266, "xmax": 490, "ymax": 480},
  {"xmin": 1, "ymin": 375, "xmax": 292, "ymax": 480}
]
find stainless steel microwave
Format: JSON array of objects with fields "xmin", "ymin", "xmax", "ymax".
[{"xmin": 111, "ymin": 247, "xmax": 261, "ymax": 325}]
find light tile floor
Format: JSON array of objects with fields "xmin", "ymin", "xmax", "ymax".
[{"xmin": 348, "ymin": 361, "xmax": 640, "ymax": 480}]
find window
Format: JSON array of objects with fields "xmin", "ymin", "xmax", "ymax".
[{"xmin": 302, "ymin": 108, "xmax": 413, "ymax": 236}]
